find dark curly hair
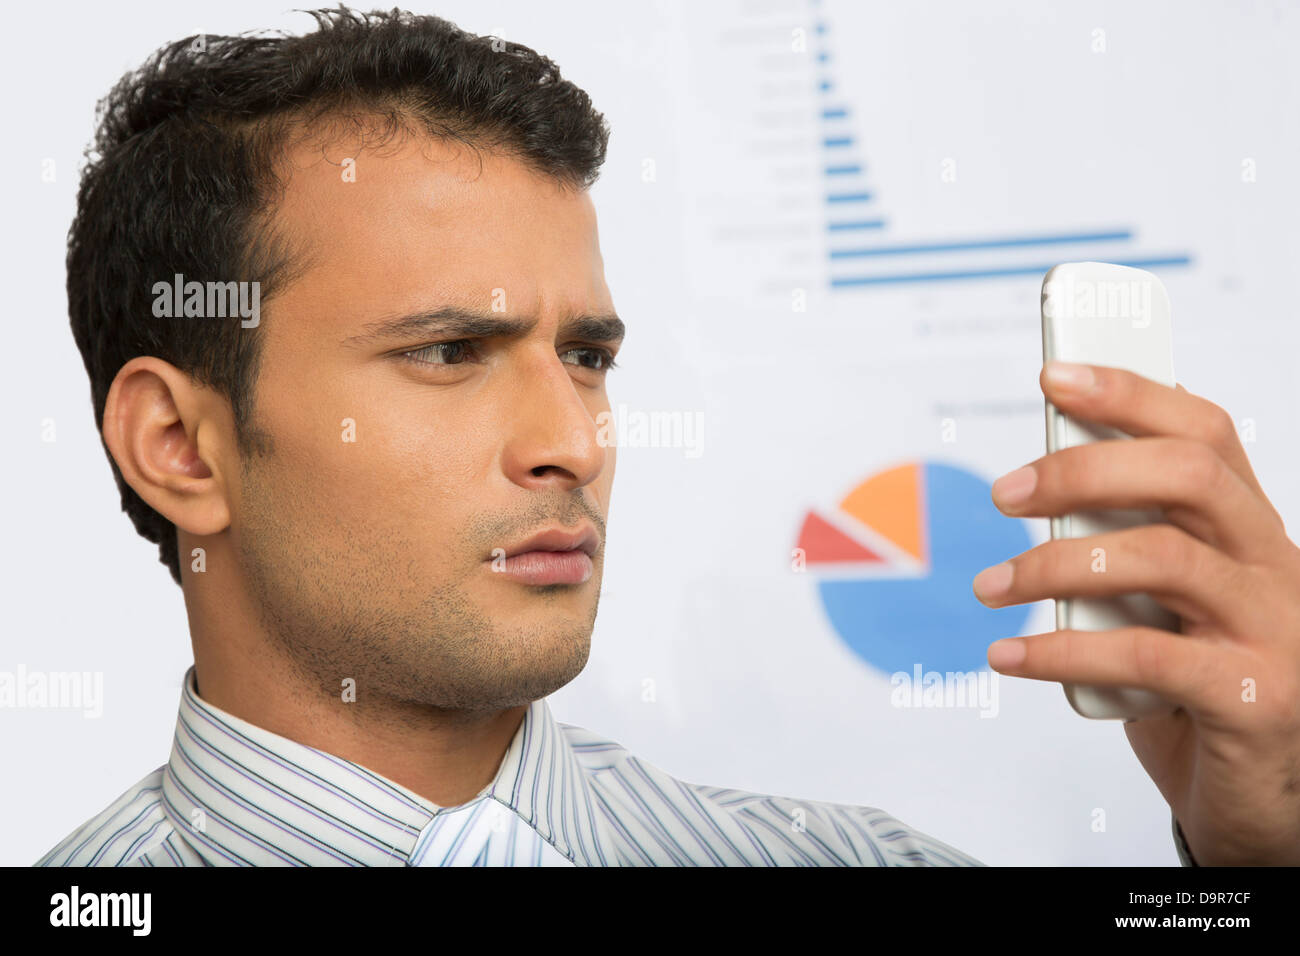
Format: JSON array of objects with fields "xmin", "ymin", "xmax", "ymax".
[{"xmin": 67, "ymin": 5, "xmax": 611, "ymax": 585}]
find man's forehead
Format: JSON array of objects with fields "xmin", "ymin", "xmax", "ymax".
[
  {"xmin": 273, "ymin": 125, "xmax": 594, "ymax": 227},
  {"xmin": 259, "ymin": 127, "xmax": 610, "ymax": 341},
  {"xmin": 269, "ymin": 136, "xmax": 596, "ymax": 280}
]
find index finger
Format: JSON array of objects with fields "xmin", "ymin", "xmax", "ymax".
[{"xmin": 1041, "ymin": 362, "xmax": 1279, "ymax": 525}]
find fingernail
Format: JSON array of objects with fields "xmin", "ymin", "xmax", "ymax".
[
  {"xmin": 1044, "ymin": 360, "xmax": 1095, "ymax": 392},
  {"xmin": 992, "ymin": 465, "xmax": 1036, "ymax": 505},
  {"xmin": 973, "ymin": 562, "xmax": 1014, "ymax": 601},
  {"xmin": 988, "ymin": 639, "xmax": 1026, "ymax": 669}
]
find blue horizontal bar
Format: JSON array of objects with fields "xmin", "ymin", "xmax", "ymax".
[
  {"xmin": 827, "ymin": 192, "xmax": 872, "ymax": 203},
  {"xmin": 825, "ymin": 164, "xmax": 861, "ymax": 175},
  {"xmin": 822, "ymin": 107, "xmax": 848, "ymax": 119},
  {"xmin": 830, "ymin": 256, "xmax": 1192, "ymax": 287},
  {"xmin": 830, "ymin": 229, "xmax": 1132, "ymax": 258},
  {"xmin": 823, "ymin": 136, "xmax": 853, "ymax": 147},
  {"xmin": 828, "ymin": 219, "xmax": 887, "ymax": 231}
]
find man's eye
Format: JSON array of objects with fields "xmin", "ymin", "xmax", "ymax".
[
  {"xmin": 562, "ymin": 347, "xmax": 619, "ymax": 372},
  {"xmin": 399, "ymin": 342, "xmax": 618, "ymax": 372},
  {"xmin": 402, "ymin": 340, "xmax": 477, "ymax": 366}
]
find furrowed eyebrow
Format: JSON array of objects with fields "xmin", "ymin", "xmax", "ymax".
[
  {"xmin": 341, "ymin": 306, "xmax": 625, "ymax": 349},
  {"xmin": 562, "ymin": 314, "xmax": 626, "ymax": 345}
]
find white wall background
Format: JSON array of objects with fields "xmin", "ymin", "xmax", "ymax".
[{"xmin": 4, "ymin": 0, "xmax": 1298, "ymax": 865}]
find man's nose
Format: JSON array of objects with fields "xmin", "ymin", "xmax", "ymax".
[{"xmin": 499, "ymin": 354, "xmax": 606, "ymax": 492}]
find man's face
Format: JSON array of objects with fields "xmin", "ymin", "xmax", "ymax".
[{"xmin": 228, "ymin": 127, "xmax": 619, "ymax": 713}]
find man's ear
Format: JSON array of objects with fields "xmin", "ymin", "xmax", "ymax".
[{"xmin": 101, "ymin": 356, "xmax": 235, "ymax": 538}]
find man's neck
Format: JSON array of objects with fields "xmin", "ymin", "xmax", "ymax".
[{"xmin": 188, "ymin": 648, "xmax": 528, "ymax": 809}]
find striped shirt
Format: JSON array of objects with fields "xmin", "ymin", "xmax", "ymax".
[
  {"xmin": 34, "ymin": 666, "xmax": 1199, "ymax": 866},
  {"xmin": 35, "ymin": 666, "xmax": 993, "ymax": 866}
]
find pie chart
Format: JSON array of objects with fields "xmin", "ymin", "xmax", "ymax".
[{"xmin": 795, "ymin": 461, "xmax": 1034, "ymax": 675}]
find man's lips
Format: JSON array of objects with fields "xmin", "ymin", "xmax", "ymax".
[
  {"xmin": 498, "ymin": 525, "xmax": 599, "ymax": 558},
  {"xmin": 485, "ymin": 524, "xmax": 599, "ymax": 586},
  {"xmin": 490, "ymin": 549, "xmax": 593, "ymax": 585}
]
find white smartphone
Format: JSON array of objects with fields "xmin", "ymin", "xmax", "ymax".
[{"xmin": 1040, "ymin": 262, "xmax": 1181, "ymax": 720}]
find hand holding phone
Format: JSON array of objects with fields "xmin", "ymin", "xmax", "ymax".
[{"xmin": 1040, "ymin": 262, "xmax": 1182, "ymax": 720}]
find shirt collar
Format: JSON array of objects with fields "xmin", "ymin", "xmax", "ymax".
[{"xmin": 161, "ymin": 665, "xmax": 598, "ymax": 865}]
